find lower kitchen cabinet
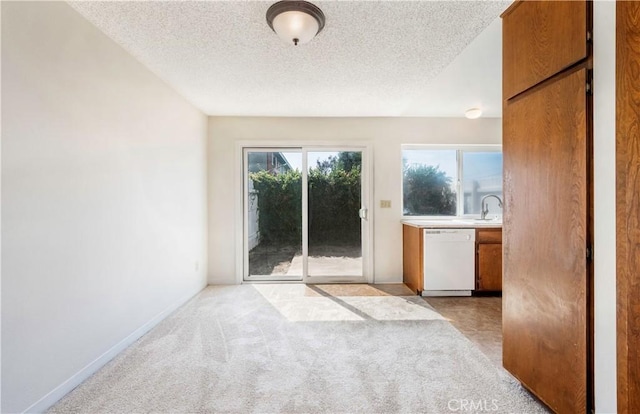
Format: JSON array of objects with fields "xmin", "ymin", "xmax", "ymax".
[
  {"xmin": 402, "ymin": 224, "xmax": 424, "ymax": 294},
  {"xmin": 476, "ymin": 228, "xmax": 503, "ymax": 292},
  {"xmin": 402, "ymin": 224, "xmax": 503, "ymax": 295}
]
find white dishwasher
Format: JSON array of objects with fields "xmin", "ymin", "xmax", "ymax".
[{"xmin": 422, "ymin": 228, "xmax": 476, "ymax": 296}]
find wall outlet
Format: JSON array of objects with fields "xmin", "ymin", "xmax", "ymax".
[
  {"xmin": 380, "ymin": 200, "xmax": 392, "ymax": 208},
  {"xmin": 194, "ymin": 261, "xmax": 200, "ymax": 272}
]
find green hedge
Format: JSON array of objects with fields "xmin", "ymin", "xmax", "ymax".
[
  {"xmin": 308, "ymin": 167, "xmax": 361, "ymax": 244},
  {"xmin": 249, "ymin": 170, "xmax": 302, "ymax": 244},
  {"xmin": 250, "ymin": 166, "xmax": 361, "ymax": 245}
]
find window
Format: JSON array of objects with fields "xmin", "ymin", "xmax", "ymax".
[
  {"xmin": 403, "ymin": 149, "xmax": 458, "ymax": 216},
  {"xmin": 462, "ymin": 151, "xmax": 503, "ymax": 215},
  {"xmin": 402, "ymin": 146, "xmax": 503, "ymax": 217}
]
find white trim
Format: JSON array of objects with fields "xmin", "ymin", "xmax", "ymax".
[
  {"xmin": 242, "ymin": 149, "xmax": 250, "ymax": 281},
  {"xmin": 243, "ymin": 275, "xmax": 303, "ymax": 282},
  {"xmin": 23, "ymin": 284, "xmax": 207, "ymax": 414},
  {"xmin": 401, "ymin": 144, "xmax": 502, "ymax": 152},
  {"xmin": 302, "ymin": 148, "xmax": 309, "ymax": 281},
  {"xmin": 361, "ymin": 145, "xmax": 376, "ymax": 283},
  {"xmin": 593, "ymin": 1, "xmax": 617, "ymax": 411},
  {"xmin": 234, "ymin": 143, "xmax": 244, "ymax": 285},
  {"xmin": 456, "ymin": 149, "xmax": 463, "ymax": 217},
  {"xmin": 364, "ymin": 145, "xmax": 374, "ymax": 283}
]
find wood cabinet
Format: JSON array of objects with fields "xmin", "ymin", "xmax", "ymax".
[
  {"xmin": 502, "ymin": 1, "xmax": 592, "ymax": 413},
  {"xmin": 503, "ymin": 0, "xmax": 588, "ymax": 99},
  {"xmin": 617, "ymin": 3, "xmax": 640, "ymax": 412},
  {"xmin": 476, "ymin": 229, "xmax": 502, "ymax": 292},
  {"xmin": 402, "ymin": 224, "xmax": 503, "ymax": 295},
  {"xmin": 402, "ymin": 224, "xmax": 423, "ymax": 295}
]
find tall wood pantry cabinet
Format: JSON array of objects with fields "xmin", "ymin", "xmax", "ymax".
[{"xmin": 501, "ymin": 1, "xmax": 593, "ymax": 413}]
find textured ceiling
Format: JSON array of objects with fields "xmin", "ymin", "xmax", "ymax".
[{"xmin": 69, "ymin": 1, "xmax": 509, "ymax": 117}]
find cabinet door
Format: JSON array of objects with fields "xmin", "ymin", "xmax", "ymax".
[
  {"xmin": 617, "ymin": 2, "xmax": 640, "ymax": 412},
  {"xmin": 503, "ymin": 0, "xmax": 588, "ymax": 99},
  {"xmin": 402, "ymin": 225, "xmax": 423, "ymax": 294},
  {"xmin": 477, "ymin": 243, "xmax": 502, "ymax": 291},
  {"xmin": 503, "ymin": 68, "xmax": 588, "ymax": 413}
]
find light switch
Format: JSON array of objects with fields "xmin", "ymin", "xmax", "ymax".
[{"xmin": 380, "ymin": 200, "xmax": 392, "ymax": 208}]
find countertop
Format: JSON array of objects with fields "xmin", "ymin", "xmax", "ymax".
[{"xmin": 401, "ymin": 218, "xmax": 503, "ymax": 229}]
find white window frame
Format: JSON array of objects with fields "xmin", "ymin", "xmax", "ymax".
[{"xmin": 401, "ymin": 144, "xmax": 503, "ymax": 219}]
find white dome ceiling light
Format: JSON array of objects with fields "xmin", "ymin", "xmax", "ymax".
[
  {"xmin": 465, "ymin": 107, "xmax": 483, "ymax": 119},
  {"xmin": 266, "ymin": 1, "xmax": 326, "ymax": 46}
]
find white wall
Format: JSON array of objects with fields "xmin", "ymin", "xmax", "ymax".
[
  {"xmin": 1, "ymin": 2, "xmax": 4, "ymax": 411},
  {"xmin": 208, "ymin": 117, "xmax": 501, "ymax": 284},
  {"xmin": 593, "ymin": 1, "xmax": 617, "ymax": 412},
  {"xmin": 1, "ymin": 2, "xmax": 208, "ymax": 412}
]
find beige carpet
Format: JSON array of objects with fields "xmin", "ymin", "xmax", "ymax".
[{"xmin": 49, "ymin": 285, "xmax": 547, "ymax": 413}]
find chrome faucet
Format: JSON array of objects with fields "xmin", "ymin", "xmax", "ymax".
[{"xmin": 480, "ymin": 195, "xmax": 503, "ymax": 220}]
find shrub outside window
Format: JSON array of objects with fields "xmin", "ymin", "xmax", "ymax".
[{"xmin": 402, "ymin": 146, "xmax": 503, "ymax": 217}]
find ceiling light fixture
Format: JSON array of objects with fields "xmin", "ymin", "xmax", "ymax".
[
  {"xmin": 266, "ymin": 0, "xmax": 326, "ymax": 46},
  {"xmin": 465, "ymin": 108, "xmax": 483, "ymax": 119}
]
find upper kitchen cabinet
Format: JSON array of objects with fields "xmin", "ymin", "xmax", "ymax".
[{"xmin": 502, "ymin": 0, "xmax": 589, "ymax": 99}]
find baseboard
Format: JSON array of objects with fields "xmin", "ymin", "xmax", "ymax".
[
  {"xmin": 208, "ymin": 276, "xmax": 240, "ymax": 285},
  {"xmin": 22, "ymin": 283, "xmax": 207, "ymax": 414}
]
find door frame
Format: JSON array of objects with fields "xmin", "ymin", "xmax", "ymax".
[{"xmin": 235, "ymin": 141, "xmax": 374, "ymax": 284}]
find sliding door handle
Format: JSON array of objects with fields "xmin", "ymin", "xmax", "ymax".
[{"xmin": 359, "ymin": 208, "xmax": 368, "ymax": 220}]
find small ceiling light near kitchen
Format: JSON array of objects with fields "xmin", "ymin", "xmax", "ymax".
[
  {"xmin": 465, "ymin": 107, "xmax": 483, "ymax": 119},
  {"xmin": 266, "ymin": 0, "xmax": 326, "ymax": 46}
]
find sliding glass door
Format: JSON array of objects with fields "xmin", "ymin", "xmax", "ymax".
[
  {"xmin": 243, "ymin": 147, "xmax": 369, "ymax": 283},
  {"xmin": 244, "ymin": 150, "xmax": 303, "ymax": 280},
  {"xmin": 304, "ymin": 150, "xmax": 363, "ymax": 280}
]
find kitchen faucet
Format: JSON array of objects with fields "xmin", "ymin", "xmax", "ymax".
[{"xmin": 480, "ymin": 194, "xmax": 503, "ymax": 220}]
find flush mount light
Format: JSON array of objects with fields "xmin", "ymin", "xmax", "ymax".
[
  {"xmin": 266, "ymin": 0, "xmax": 326, "ymax": 46},
  {"xmin": 465, "ymin": 108, "xmax": 483, "ymax": 119}
]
